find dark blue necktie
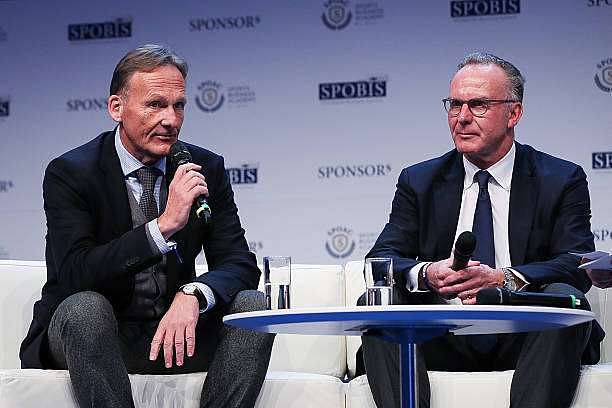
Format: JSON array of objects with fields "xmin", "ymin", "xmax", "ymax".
[
  {"xmin": 469, "ymin": 170, "xmax": 497, "ymax": 352},
  {"xmin": 472, "ymin": 170, "xmax": 495, "ymax": 268}
]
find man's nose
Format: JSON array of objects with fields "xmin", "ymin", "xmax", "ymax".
[
  {"xmin": 160, "ymin": 107, "xmax": 181, "ymax": 127},
  {"xmin": 457, "ymin": 103, "xmax": 473, "ymax": 123}
]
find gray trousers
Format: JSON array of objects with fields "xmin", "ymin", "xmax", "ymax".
[
  {"xmin": 360, "ymin": 283, "xmax": 593, "ymax": 408},
  {"xmin": 47, "ymin": 290, "xmax": 275, "ymax": 408}
]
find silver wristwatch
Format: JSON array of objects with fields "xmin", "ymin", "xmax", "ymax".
[
  {"xmin": 181, "ymin": 283, "xmax": 206, "ymax": 308},
  {"xmin": 502, "ymin": 268, "xmax": 518, "ymax": 291}
]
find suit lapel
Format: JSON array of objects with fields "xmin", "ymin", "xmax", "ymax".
[
  {"xmin": 433, "ymin": 151, "xmax": 464, "ymax": 257},
  {"xmin": 509, "ymin": 143, "xmax": 537, "ymax": 266},
  {"xmin": 99, "ymin": 130, "xmax": 133, "ymax": 235}
]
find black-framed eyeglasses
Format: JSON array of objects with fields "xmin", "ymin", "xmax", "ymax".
[{"xmin": 442, "ymin": 98, "xmax": 519, "ymax": 117}]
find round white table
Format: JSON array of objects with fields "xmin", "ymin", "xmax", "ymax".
[{"xmin": 224, "ymin": 305, "xmax": 595, "ymax": 408}]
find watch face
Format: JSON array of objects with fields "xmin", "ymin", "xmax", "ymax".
[{"xmin": 183, "ymin": 284, "xmax": 196, "ymax": 294}]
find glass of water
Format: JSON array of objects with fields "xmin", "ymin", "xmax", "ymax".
[
  {"xmin": 263, "ymin": 256, "xmax": 291, "ymax": 310},
  {"xmin": 364, "ymin": 257, "xmax": 394, "ymax": 306}
]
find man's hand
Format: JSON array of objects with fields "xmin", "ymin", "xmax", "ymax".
[
  {"xmin": 425, "ymin": 258, "xmax": 480, "ymax": 294},
  {"xmin": 158, "ymin": 163, "xmax": 208, "ymax": 240},
  {"xmin": 586, "ymin": 268, "xmax": 612, "ymax": 289},
  {"xmin": 149, "ymin": 292, "xmax": 199, "ymax": 368},
  {"xmin": 437, "ymin": 264, "xmax": 504, "ymax": 304}
]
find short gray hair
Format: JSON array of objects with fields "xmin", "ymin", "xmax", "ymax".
[
  {"xmin": 456, "ymin": 52, "xmax": 525, "ymax": 102},
  {"xmin": 110, "ymin": 44, "xmax": 188, "ymax": 96}
]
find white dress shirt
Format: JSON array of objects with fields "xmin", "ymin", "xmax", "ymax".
[
  {"xmin": 407, "ymin": 143, "xmax": 528, "ymax": 296},
  {"xmin": 114, "ymin": 127, "xmax": 215, "ymax": 312}
]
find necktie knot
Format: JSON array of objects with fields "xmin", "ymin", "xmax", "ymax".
[
  {"xmin": 474, "ymin": 170, "xmax": 491, "ymax": 190},
  {"xmin": 136, "ymin": 167, "xmax": 161, "ymax": 193}
]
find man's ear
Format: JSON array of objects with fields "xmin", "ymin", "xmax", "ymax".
[
  {"xmin": 507, "ymin": 101, "xmax": 523, "ymax": 129},
  {"xmin": 107, "ymin": 94, "xmax": 123, "ymax": 122}
]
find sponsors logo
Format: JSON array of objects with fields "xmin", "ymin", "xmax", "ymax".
[
  {"xmin": 68, "ymin": 18, "xmax": 132, "ymax": 41},
  {"xmin": 0, "ymin": 180, "xmax": 14, "ymax": 192},
  {"xmin": 0, "ymin": 97, "xmax": 9, "ymax": 117},
  {"xmin": 593, "ymin": 228, "xmax": 612, "ymax": 242},
  {"xmin": 248, "ymin": 240, "xmax": 264, "ymax": 254},
  {"xmin": 189, "ymin": 15, "xmax": 261, "ymax": 31},
  {"xmin": 195, "ymin": 81, "xmax": 255, "ymax": 112},
  {"xmin": 66, "ymin": 97, "xmax": 108, "ymax": 112},
  {"xmin": 587, "ymin": 0, "xmax": 612, "ymax": 6},
  {"xmin": 594, "ymin": 58, "xmax": 612, "ymax": 93},
  {"xmin": 226, "ymin": 163, "xmax": 259, "ymax": 185},
  {"xmin": 450, "ymin": 0, "xmax": 520, "ymax": 18},
  {"xmin": 0, "ymin": 26, "xmax": 7, "ymax": 42},
  {"xmin": 322, "ymin": 0, "xmax": 384, "ymax": 30},
  {"xmin": 325, "ymin": 225, "xmax": 378, "ymax": 259},
  {"xmin": 592, "ymin": 152, "xmax": 612, "ymax": 169},
  {"xmin": 319, "ymin": 76, "xmax": 387, "ymax": 102},
  {"xmin": 318, "ymin": 163, "xmax": 392, "ymax": 179}
]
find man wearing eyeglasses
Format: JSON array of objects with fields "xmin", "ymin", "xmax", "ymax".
[{"xmin": 360, "ymin": 52, "xmax": 604, "ymax": 408}]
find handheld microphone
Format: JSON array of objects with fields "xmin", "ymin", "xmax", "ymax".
[
  {"xmin": 476, "ymin": 287, "xmax": 587, "ymax": 309},
  {"xmin": 451, "ymin": 231, "xmax": 476, "ymax": 271},
  {"xmin": 169, "ymin": 141, "xmax": 212, "ymax": 223}
]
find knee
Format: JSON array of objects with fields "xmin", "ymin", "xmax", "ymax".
[
  {"xmin": 228, "ymin": 290, "xmax": 267, "ymax": 313},
  {"xmin": 55, "ymin": 291, "xmax": 117, "ymax": 336}
]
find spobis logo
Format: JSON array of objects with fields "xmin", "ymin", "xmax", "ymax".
[
  {"xmin": 592, "ymin": 152, "xmax": 612, "ymax": 169},
  {"xmin": 587, "ymin": 0, "xmax": 612, "ymax": 6},
  {"xmin": 450, "ymin": 0, "xmax": 520, "ymax": 18},
  {"xmin": 226, "ymin": 164, "xmax": 259, "ymax": 185},
  {"xmin": 594, "ymin": 58, "xmax": 612, "ymax": 93},
  {"xmin": 319, "ymin": 76, "xmax": 387, "ymax": 101},
  {"xmin": 68, "ymin": 18, "xmax": 132, "ymax": 41}
]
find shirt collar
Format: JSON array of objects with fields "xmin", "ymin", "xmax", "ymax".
[
  {"xmin": 114, "ymin": 126, "xmax": 166, "ymax": 177},
  {"xmin": 463, "ymin": 142, "xmax": 515, "ymax": 191}
]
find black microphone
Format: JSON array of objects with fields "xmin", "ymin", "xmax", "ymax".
[
  {"xmin": 476, "ymin": 287, "xmax": 587, "ymax": 309},
  {"xmin": 451, "ymin": 231, "xmax": 476, "ymax": 271},
  {"xmin": 169, "ymin": 141, "xmax": 212, "ymax": 223}
]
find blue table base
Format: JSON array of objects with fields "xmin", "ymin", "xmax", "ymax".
[{"xmin": 374, "ymin": 327, "xmax": 452, "ymax": 408}]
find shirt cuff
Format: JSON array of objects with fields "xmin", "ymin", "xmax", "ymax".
[
  {"xmin": 146, "ymin": 219, "xmax": 172, "ymax": 255},
  {"xmin": 406, "ymin": 262, "xmax": 431, "ymax": 292},
  {"xmin": 507, "ymin": 267, "xmax": 529, "ymax": 290},
  {"xmin": 191, "ymin": 282, "xmax": 216, "ymax": 313}
]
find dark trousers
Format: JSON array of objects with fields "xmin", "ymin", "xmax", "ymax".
[
  {"xmin": 46, "ymin": 290, "xmax": 275, "ymax": 408},
  {"xmin": 359, "ymin": 283, "xmax": 593, "ymax": 408}
]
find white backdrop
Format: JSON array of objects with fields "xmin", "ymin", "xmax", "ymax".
[{"xmin": 0, "ymin": 0, "xmax": 610, "ymax": 264}]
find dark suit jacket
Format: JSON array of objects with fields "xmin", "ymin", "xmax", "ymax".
[
  {"xmin": 20, "ymin": 130, "xmax": 259, "ymax": 368},
  {"xmin": 367, "ymin": 142, "xmax": 604, "ymax": 363}
]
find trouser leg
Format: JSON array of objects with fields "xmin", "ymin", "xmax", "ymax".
[
  {"xmin": 199, "ymin": 290, "xmax": 275, "ymax": 408},
  {"xmin": 509, "ymin": 283, "xmax": 592, "ymax": 408},
  {"xmin": 47, "ymin": 291, "xmax": 134, "ymax": 408},
  {"xmin": 358, "ymin": 291, "xmax": 430, "ymax": 408}
]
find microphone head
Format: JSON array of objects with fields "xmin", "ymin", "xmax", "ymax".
[
  {"xmin": 169, "ymin": 141, "xmax": 192, "ymax": 166},
  {"xmin": 476, "ymin": 287, "xmax": 504, "ymax": 305},
  {"xmin": 455, "ymin": 231, "xmax": 476, "ymax": 257}
]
